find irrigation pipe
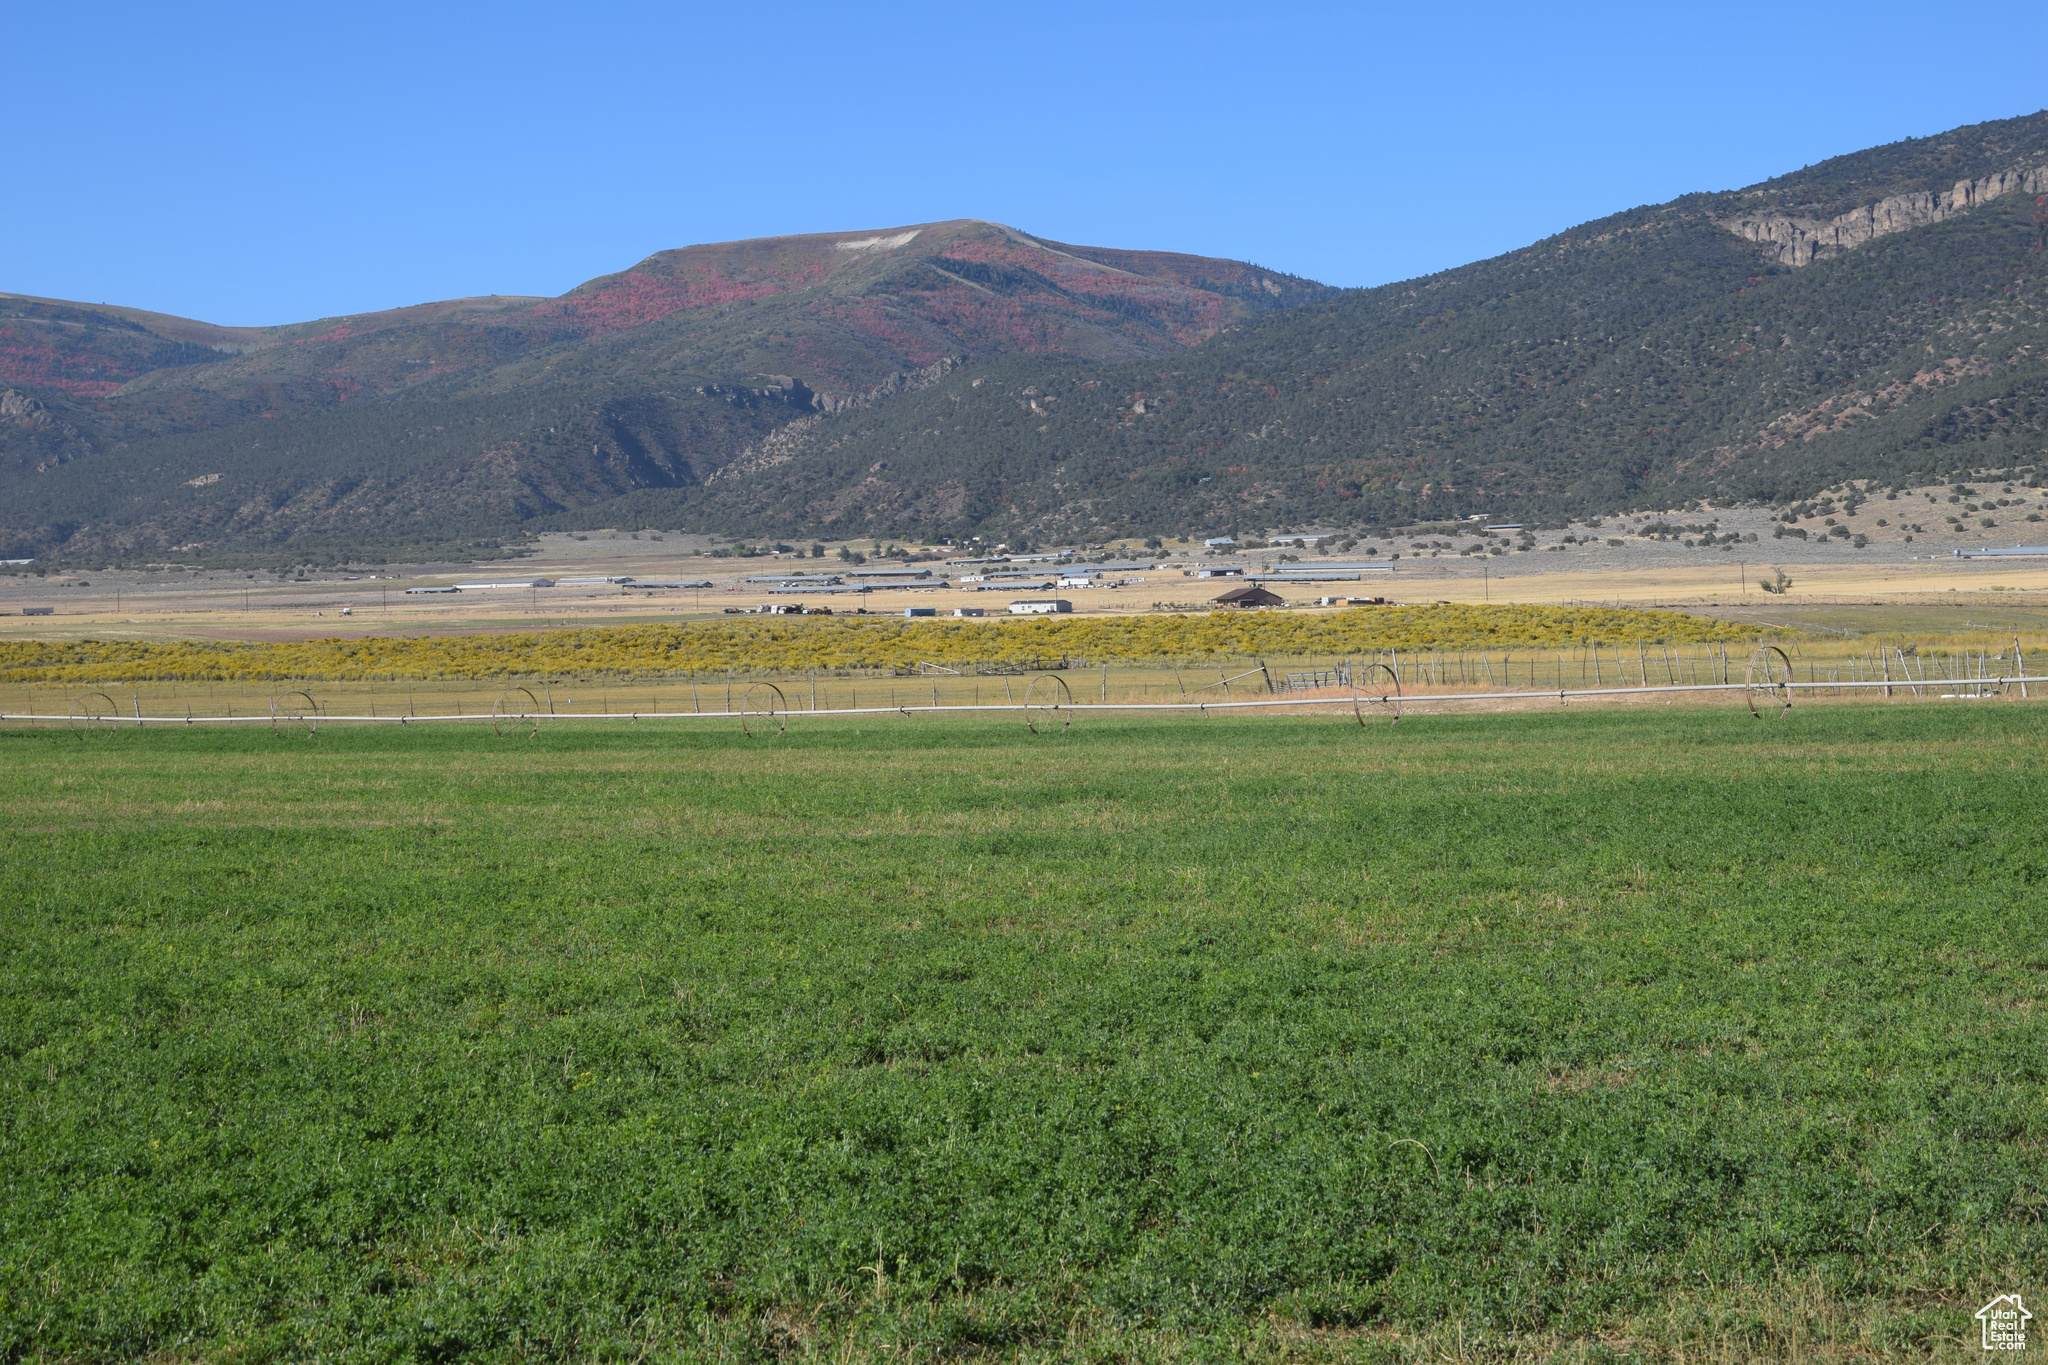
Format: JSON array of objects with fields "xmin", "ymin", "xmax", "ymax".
[{"xmin": 11, "ymin": 674, "xmax": 2047, "ymax": 728}]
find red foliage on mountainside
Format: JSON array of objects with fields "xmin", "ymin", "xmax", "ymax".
[
  {"xmin": 519, "ymin": 266, "xmax": 786, "ymax": 337},
  {"xmin": 905, "ymin": 287, "xmax": 1065, "ymax": 354},
  {"xmin": 837, "ymin": 304, "xmax": 948, "ymax": 367},
  {"xmin": 0, "ymin": 329, "xmax": 126, "ymax": 396},
  {"xmin": 935, "ymin": 239, "xmax": 1230, "ymax": 344},
  {"xmin": 1, "ymin": 223, "xmax": 1329, "ymax": 431}
]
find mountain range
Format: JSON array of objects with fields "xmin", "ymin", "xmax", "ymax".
[{"xmin": 5, "ymin": 111, "xmax": 2048, "ymax": 563}]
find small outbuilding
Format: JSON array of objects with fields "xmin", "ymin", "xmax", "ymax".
[
  {"xmin": 1213, "ymin": 586, "xmax": 1285, "ymax": 609},
  {"xmin": 952, "ymin": 606, "xmax": 985, "ymax": 617},
  {"xmin": 1008, "ymin": 598, "xmax": 1073, "ymax": 615}
]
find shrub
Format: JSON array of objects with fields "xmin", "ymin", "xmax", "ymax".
[{"xmin": 0, "ymin": 606, "xmax": 1766, "ymax": 683}]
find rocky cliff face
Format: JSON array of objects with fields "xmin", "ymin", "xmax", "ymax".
[
  {"xmin": 1718, "ymin": 162, "xmax": 2048, "ymax": 266},
  {"xmin": 0, "ymin": 388, "xmax": 91, "ymax": 483},
  {"xmin": 0, "ymin": 390, "xmax": 49, "ymax": 428}
]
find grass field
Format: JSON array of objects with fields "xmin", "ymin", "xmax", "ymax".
[{"xmin": 2, "ymin": 706, "xmax": 2044, "ymax": 1361}]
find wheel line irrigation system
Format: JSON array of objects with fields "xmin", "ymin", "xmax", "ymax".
[{"xmin": 18, "ymin": 650, "xmax": 2043, "ymax": 737}]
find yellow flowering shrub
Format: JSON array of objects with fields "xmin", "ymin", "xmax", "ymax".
[{"xmin": 0, "ymin": 605, "xmax": 1765, "ymax": 684}]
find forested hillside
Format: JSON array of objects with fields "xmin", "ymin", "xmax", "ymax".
[
  {"xmin": 649, "ymin": 167, "xmax": 2048, "ymax": 540},
  {"xmin": 4, "ymin": 112, "xmax": 2047, "ymax": 560},
  {"xmin": 0, "ymin": 222, "xmax": 1325, "ymax": 560}
]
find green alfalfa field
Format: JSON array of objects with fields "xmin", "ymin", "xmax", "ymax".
[{"xmin": 0, "ymin": 704, "xmax": 2042, "ymax": 1362}]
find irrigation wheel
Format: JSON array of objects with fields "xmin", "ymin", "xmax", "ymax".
[
  {"xmin": 1350, "ymin": 662, "xmax": 1402, "ymax": 728},
  {"xmin": 269, "ymin": 690, "xmax": 322, "ymax": 736},
  {"xmin": 1744, "ymin": 646, "xmax": 1794, "ymax": 720},
  {"xmin": 739, "ymin": 682, "xmax": 787, "ymax": 738},
  {"xmin": 492, "ymin": 687, "xmax": 542, "ymax": 738},
  {"xmin": 1023, "ymin": 673, "xmax": 1072, "ymax": 734},
  {"xmin": 68, "ymin": 691, "xmax": 119, "ymax": 736}
]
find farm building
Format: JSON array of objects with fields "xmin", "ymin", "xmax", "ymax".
[
  {"xmin": 1008, "ymin": 599, "xmax": 1073, "ymax": 615},
  {"xmin": 952, "ymin": 606, "xmax": 985, "ymax": 617},
  {"xmin": 1213, "ymin": 586, "xmax": 1285, "ymax": 609}
]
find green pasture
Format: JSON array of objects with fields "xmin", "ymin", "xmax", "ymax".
[{"xmin": 1, "ymin": 706, "xmax": 2044, "ymax": 1361}]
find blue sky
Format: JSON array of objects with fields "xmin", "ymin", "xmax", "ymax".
[{"xmin": 8, "ymin": 1, "xmax": 2046, "ymax": 324}]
